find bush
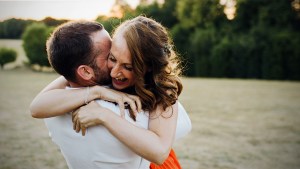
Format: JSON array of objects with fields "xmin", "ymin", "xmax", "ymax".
[
  {"xmin": 0, "ymin": 47, "xmax": 17, "ymax": 69},
  {"xmin": 22, "ymin": 23, "xmax": 53, "ymax": 67}
]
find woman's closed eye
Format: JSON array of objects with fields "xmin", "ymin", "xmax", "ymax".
[
  {"xmin": 124, "ymin": 65, "xmax": 133, "ymax": 71},
  {"xmin": 108, "ymin": 54, "xmax": 116, "ymax": 62}
]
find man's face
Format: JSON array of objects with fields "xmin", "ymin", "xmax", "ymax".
[{"xmin": 90, "ymin": 29, "xmax": 112, "ymax": 85}]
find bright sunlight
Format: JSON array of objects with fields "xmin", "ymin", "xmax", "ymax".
[{"xmin": 0, "ymin": 0, "xmax": 140, "ymax": 21}]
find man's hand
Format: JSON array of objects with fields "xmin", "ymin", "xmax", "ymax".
[
  {"xmin": 96, "ymin": 86, "xmax": 142, "ymax": 118},
  {"xmin": 72, "ymin": 101, "xmax": 109, "ymax": 136}
]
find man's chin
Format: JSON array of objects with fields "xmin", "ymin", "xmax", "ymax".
[{"xmin": 96, "ymin": 77, "xmax": 112, "ymax": 86}]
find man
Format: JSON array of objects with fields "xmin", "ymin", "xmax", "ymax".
[{"xmin": 39, "ymin": 20, "xmax": 149, "ymax": 169}]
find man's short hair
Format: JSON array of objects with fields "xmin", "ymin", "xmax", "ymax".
[{"xmin": 47, "ymin": 20, "xmax": 103, "ymax": 82}]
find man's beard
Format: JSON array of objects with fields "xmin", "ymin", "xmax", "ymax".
[{"xmin": 92, "ymin": 67, "xmax": 111, "ymax": 86}]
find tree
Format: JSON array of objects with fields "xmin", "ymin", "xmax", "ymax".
[
  {"xmin": 176, "ymin": 0, "xmax": 225, "ymax": 29},
  {"xmin": 96, "ymin": 15, "xmax": 122, "ymax": 34},
  {"xmin": 189, "ymin": 27, "xmax": 217, "ymax": 76},
  {"xmin": 41, "ymin": 17, "xmax": 68, "ymax": 27},
  {"xmin": 136, "ymin": 0, "xmax": 178, "ymax": 29},
  {"xmin": 0, "ymin": 18, "xmax": 34, "ymax": 39},
  {"xmin": 0, "ymin": 47, "xmax": 17, "ymax": 69},
  {"xmin": 22, "ymin": 23, "xmax": 53, "ymax": 67},
  {"xmin": 170, "ymin": 24, "xmax": 193, "ymax": 76}
]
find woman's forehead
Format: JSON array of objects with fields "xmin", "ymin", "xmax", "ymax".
[{"xmin": 111, "ymin": 34, "xmax": 131, "ymax": 63}]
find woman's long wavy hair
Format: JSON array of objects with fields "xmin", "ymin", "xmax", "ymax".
[{"xmin": 112, "ymin": 16, "xmax": 183, "ymax": 114}]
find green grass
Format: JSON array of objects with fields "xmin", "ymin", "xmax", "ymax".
[{"xmin": 0, "ymin": 69, "xmax": 300, "ymax": 169}]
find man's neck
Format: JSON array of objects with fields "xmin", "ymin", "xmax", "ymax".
[
  {"xmin": 68, "ymin": 81, "xmax": 84, "ymax": 88},
  {"xmin": 68, "ymin": 77, "xmax": 95, "ymax": 87}
]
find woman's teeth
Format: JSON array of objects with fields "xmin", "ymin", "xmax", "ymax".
[{"xmin": 115, "ymin": 77, "xmax": 126, "ymax": 82}]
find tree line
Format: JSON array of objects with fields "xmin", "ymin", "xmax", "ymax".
[{"xmin": 1, "ymin": 0, "xmax": 299, "ymax": 80}]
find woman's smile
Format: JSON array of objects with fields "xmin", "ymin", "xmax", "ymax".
[{"xmin": 112, "ymin": 77, "xmax": 129, "ymax": 88}]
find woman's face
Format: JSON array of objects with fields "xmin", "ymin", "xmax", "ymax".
[{"xmin": 108, "ymin": 32, "xmax": 136, "ymax": 90}]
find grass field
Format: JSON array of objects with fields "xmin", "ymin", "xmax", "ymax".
[
  {"xmin": 0, "ymin": 39, "xmax": 28, "ymax": 69},
  {"xmin": 0, "ymin": 68, "xmax": 300, "ymax": 169},
  {"xmin": 1, "ymin": 39, "xmax": 300, "ymax": 169}
]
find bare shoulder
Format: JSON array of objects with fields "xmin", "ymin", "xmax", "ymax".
[
  {"xmin": 148, "ymin": 102, "xmax": 179, "ymax": 138},
  {"xmin": 149, "ymin": 102, "xmax": 179, "ymax": 120}
]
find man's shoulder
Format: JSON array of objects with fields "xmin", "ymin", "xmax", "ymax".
[
  {"xmin": 95, "ymin": 100, "xmax": 149, "ymax": 129},
  {"xmin": 95, "ymin": 99, "xmax": 118, "ymax": 109}
]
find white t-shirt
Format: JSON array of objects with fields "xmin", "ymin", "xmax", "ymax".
[
  {"xmin": 45, "ymin": 97, "xmax": 191, "ymax": 169},
  {"xmin": 44, "ymin": 100, "xmax": 149, "ymax": 169}
]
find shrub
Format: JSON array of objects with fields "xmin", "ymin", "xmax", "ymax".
[
  {"xmin": 22, "ymin": 23, "xmax": 53, "ymax": 67},
  {"xmin": 0, "ymin": 47, "xmax": 17, "ymax": 69}
]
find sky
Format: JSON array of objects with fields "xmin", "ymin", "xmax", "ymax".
[{"xmin": 0, "ymin": 0, "xmax": 140, "ymax": 21}]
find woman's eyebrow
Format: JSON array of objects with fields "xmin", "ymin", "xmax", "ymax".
[{"xmin": 123, "ymin": 63, "xmax": 132, "ymax": 66}]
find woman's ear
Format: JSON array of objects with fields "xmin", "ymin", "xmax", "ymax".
[{"xmin": 76, "ymin": 65, "xmax": 94, "ymax": 81}]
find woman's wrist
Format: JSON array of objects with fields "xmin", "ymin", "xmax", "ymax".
[
  {"xmin": 96, "ymin": 107, "xmax": 113, "ymax": 125},
  {"xmin": 89, "ymin": 86, "xmax": 103, "ymax": 101}
]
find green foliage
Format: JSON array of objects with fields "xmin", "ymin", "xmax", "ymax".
[
  {"xmin": 261, "ymin": 30, "xmax": 300, "ymax": 80},
  {"xmin": 155, "ymin": 0, "xmax": 178, "ymax": 28},
  {"xmin": 41, "ymin": 17, "xmax": 69, "ymax": 27},
  {"xmin": 22, "ymin": 23, "xmax": 53, "ymax": 67},
  {"xmin": 0, "ymin": 18, "xmax": 68, "ymax": 39},
  {"xmin": 1, "ymin": 0, "xmax": 299, "ymax": 80},
  {"xmin": 136, "ymin": 0, "xmax": 178, "ymax": 28},
  {"xmin": 0, "ymin": 18, "xmax": 34, "ymax": 39},
  {"xmin": 170, "ymin": 24, "xmax": 193, "ymax": 75},
  {"xmin": 184, "ymin": 0, "xmax": 300, "ymax": 80},
  {"xmin": 176, "ymin": 0, "xmax": 225, "ymax": 29},
  {"xmin": 0, "ymin": 47, "xmax": 17, "ymax": 69},
  {"xmin": 96, "ymin": 16, "xmax": 122, "ymax": 34},
  {"xmin": 189, "ymin": 28, "xmax": 217, "ymax": 76}
]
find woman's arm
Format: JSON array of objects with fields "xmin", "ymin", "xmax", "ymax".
[
  {"xmin": 30, "ymin": 76, "xmax": 99, "ymax": 118},
  {"xmin": 30, "ymin": 76, "xmax": 141, "ymax": 118},
  {"xmin": 74, "ymin": 101, "xmax": 178, "ymax": 165}
]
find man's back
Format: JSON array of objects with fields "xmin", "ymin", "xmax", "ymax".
[{"xmin": 44, "ymin": 100, "xmax": 149, "ymax": 169}]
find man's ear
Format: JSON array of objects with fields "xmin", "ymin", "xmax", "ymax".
[{"xmin": 76, "ymin": 65, "xmax": 94, "ymax": 81}]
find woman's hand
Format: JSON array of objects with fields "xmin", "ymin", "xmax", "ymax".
[
  {"xmin": 72, "ymin": 101, "xmax": 111, "ymax": 136},
  {"xmin": 93, "ymin": 86, "xmax": 142, "ymax": 118}
]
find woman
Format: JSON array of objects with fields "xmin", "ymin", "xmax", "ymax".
[{"xmin": 30, "ymin": 16, "xmax": 191, "ymax": 168}]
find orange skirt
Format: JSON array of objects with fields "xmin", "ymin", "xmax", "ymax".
[{"xmin": 149, "ymin": 149, "xmax": 181, "ymax": 169}]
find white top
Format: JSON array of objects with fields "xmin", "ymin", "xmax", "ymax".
[
  {"xmin": 45, "ymin": 98, "xmax": 192, "ymax": 169},
  {"xmin": 44, "ymin": 100, "xmax": 149, "ymax": 169}
]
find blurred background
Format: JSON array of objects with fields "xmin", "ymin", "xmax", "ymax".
[
  {"xmin": 0, "ymin": 0, "xmax": 300, "ymax": 169},
  {"xmin": 0, "ymin": 0, "xmax": 299, "ymax": 80}
]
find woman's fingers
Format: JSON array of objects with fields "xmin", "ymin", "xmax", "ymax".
[
  {"xmin": 73, "ymin": 113, "xmax": 79, "ymax": 130},
  {"xmin": 117, "ymin": 100, "xmax": 125, "ymax": 118},
  {"xmin": 97, "ymin": 87, "xmax": 142, "ymax": 116},
  {"xmin": 124, "ymin": 97, "xmax": 137, "ymax": 115},
  {"xmin": 128, "ymin": 95, "xmax": 142, "ymax": 113},
  {"xmin": 81, "ymin": 126, "xmax": 86, "ymax": 136},
  {"xmin": 116, "ymin": 94, "xmax": 142, "ymax": 117},
  {"xmin": 72, "ymin": 106, "xmax": 85, "ymax": 134}
]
